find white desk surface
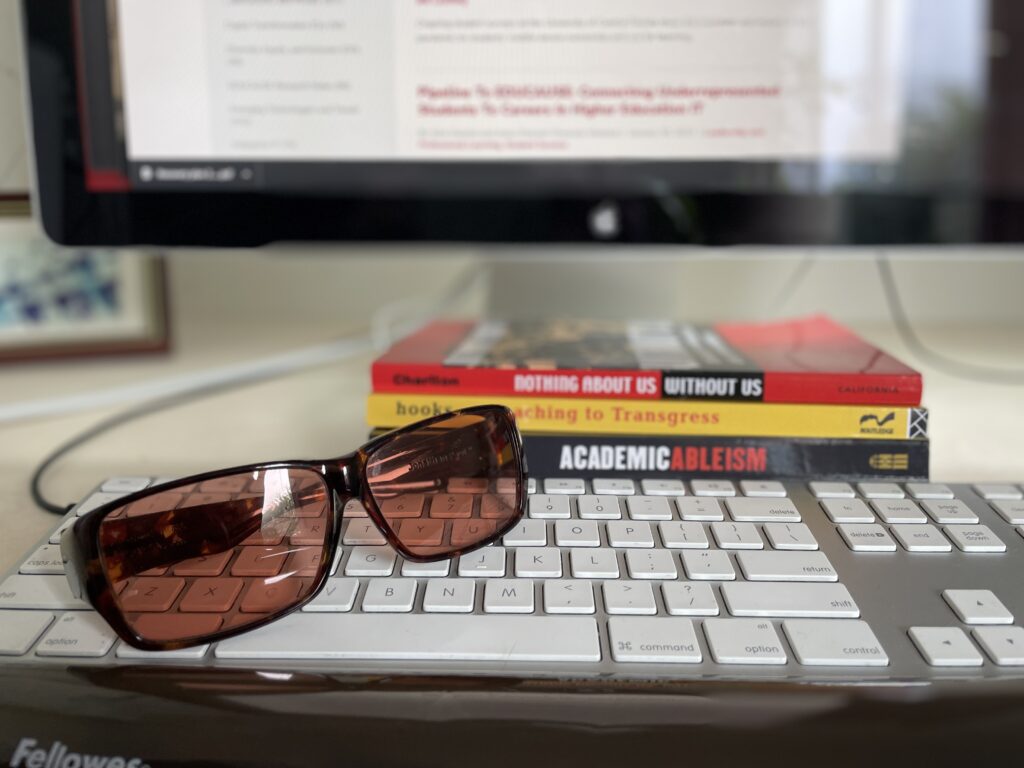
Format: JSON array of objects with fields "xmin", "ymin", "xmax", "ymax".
[{"xmin": 1, "ymin": 244, "xmax": 1023, "ymax": 574}]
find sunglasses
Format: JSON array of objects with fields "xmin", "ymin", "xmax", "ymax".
[{"xmin": 61, "ymin": 405, "xmax": 526, "ymax": 651}]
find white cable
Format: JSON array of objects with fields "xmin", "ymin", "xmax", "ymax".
[
  {"xmin": 0, "ymin": 336, "xmax": 374, "ymax": 424},
  {"xmin": 0, "ymin": 257, "xmax": 489, "ymax": 425}
]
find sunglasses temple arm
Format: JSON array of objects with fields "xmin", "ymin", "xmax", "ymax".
[{"xmin": 60, "ymin": 525, "xmax": 87, "ymax": 600}]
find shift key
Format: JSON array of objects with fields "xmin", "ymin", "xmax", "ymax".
[
  {"xmin": 0, "ymin": 575, "xmax": 89, "ymax": 611},
  {"xmin": 722, "ymin": 583, "xmax": 860, "ymax": 617}
]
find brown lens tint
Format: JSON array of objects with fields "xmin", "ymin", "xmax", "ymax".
[
  {"xmin": 364, "ymin": 409, "xmax": 523, "ymax": 559},
  {"xmin": 97, "ymin": 468, "xmax": 330, "ymax": 646}
]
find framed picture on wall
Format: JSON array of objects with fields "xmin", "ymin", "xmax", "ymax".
[{"xmin": 0, "ymin": 220, "xmax": 168, "ymax": 362}]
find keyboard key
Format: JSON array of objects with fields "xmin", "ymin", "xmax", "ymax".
[
  {"xmin": 675, "ymin": 497, "xmax": 724, "ymax": 521},
  {"xmin": 820, "ymin": 499, "xmax": 874, "ymax": 524},
  {"xmin": 606, "ymin": 521, "xmax": 655, "ymax": 548},
  {"xmin": 231, "ymin": 546, "xmax": 289, "ymax": 577},
  {"xmin": 383, "ymin": 494, "xmax": 426, "ymax": 518},
  {"xmin": 101, "ymin": 477, "xmax": 151, "ymax": 494},
  {"xmin": 625, "ymin": 549, "xmax": 678, "ymax": 579},
  {"xmin": 691, "ymin": 480, "xmax": 736, "ymax": 497},
  {"xmin": 945, "ymin": 525, "xmax": 1005, "ymax": 553},
  {"xmin": 736, "ymin": 551, "xmax": 838, "ymax": 582},
  {"xmin": 681, "ymin": 550, "xmax": 735, "ymax": 581},
  {"xmin": 871, "ymin": 499, "xmax": 927, "ymax": 524},
  {"xmin": 809, "ymin": 482, "xmax": 855, "ymax": 499},
  {"xmin": 857, "ymin": 483, "xmax": 905, "ymax": 499},
  {"xmin": 484, "ymin": 579, "xmax": 534, "ymax": 613},
  {"xmin": 922, "ymin": 500, "xmax": 979, "ymax": 525},
  {"xmin": 544, "ymin": 478, "xmax": 585, "ymax": 495},
  {"xmin": 973, "ymin": 627, "xmax": 1024, "ymax": 666},
  {"xmin": 344, "ymin": 547, "xmax": 397, "ymax": 577},
  {"xmin": 891, "ymin": 524, "xmax": 952, "ymax": 553},
  {"xmin": 909, "ymin": 627, "xmax": 983, "ymax": 666},
  {"xmin": 215, "ymin": 614, "xmax": 600, "ymax": 662},
  {"xmin": 991, "ymin": 500, "xmax": 1024, "ymax": 525},
  {"xmin": 763, "ymin": 523, "xmax": 819, "ymax": 551},
  {"xmin": 363, "ymin": 579, "xmax": 417, "ymax": 612},
  {"xmin": 721, "ymin": 583, "xmax": 859, "ymax": 617},
  {"xmin": 543, "ymin": 580, "xmax": 595, "ymax": 614},
  {"xmin": 343, "ymin": 499, "xmax": 368, "ymax": 518},
  {"xmin": 75, "ymin": 492, "xmax": 125, "ymax": 516},
  {"xmin": 240, "ymin": 579, "xmax": 304, "ymax": 613},
  {"xmin": 711, "ymin": 522, "xmax": 763, "ymax": 550},
  {"xmin": 458, "ymin": 547, "xmax": 507, "ymax": 577},
  {"xmin": 423, "ymin": 579, "xmax": 476, "ymax": 613},
  {"xmin": 726, "ymin": 497, "xmax": 801, "ymax": 523},
  {"xmin": 49, "ymin": 518, "xmax": 76, "ymax": 545},
  {"xmin": 782, "ymin": 619, "xmax": 889, "ymax": 666},
  {"xmin": 942, "ymin": 589, "xmax": 1013, "ymax": 625},
  {"xmin": 973, "ymin": 484, "xmax": 1022, "ymax": 500},
  {"xmin": 906, "ymin": 483, "xmax": 954, "ymax": 500},
  {"xmin": 838, "ymin": 524, "xmax": 897, "ymax": 552},
  {"xmin": 658, "ymin": 521, "xmax": 709, "ymax": 549},
  {"xmin": 397, "ymin": 519, "xmax": 445, "ymax": 547},
  {"xmin": 577, "ymin": 495, "xmax": 622, "ymax": 520},
  {"xmin": 529, "ymin": 494, "xmax": 571, "ymax": 519},
  {"xmin": 570, "ymin": 548, "xmax": 620, "ymax": 579},
  {"xmin": 740, "ymin": 480, "xmax": 787, "ymax": 498},
  {"xmin": 640, "ymin": 479, "xmax": 685, "ymax": 496},
  {"xmin": 554, "ymin": 520, "xmax": 601, "ymax": 547},
  {"xmin": 178, "ymin": 578, "xmax": 244, "ymax": 612},
  {"xmin": 602, "ymin": 581, "xmax": 657, "ymax": 615},
  {"xmin": 591, "ymin": 479, "xmax": 635, "ymax": 496},
  {"xmin": 625, "ymin": 496, "xmax": 673, "ymax": 521},
  {"xmin": 0, "ymin": 611, "xmax": 54, "ymax": 656},
  {"xmin": 704, "ymin": 618, "xmax": 787, "ymax": 664},
  {"xmin": 402, "ymin": 559, "xmax": 450, "ymax": 577},
  {"xmin": 503, "ymin": 519, "xmax": 547, "ymax": 546},
  {"xmin": 302, "ymin": 578, "xmax": 359, "ymax": 612},
  {"xmin": 662, "ymin": 582, "xmax": 719, "ymax": 616},
  {"xmin": 35, "ymin": 613, "xmax": 116, "ymax": 658},
  {"xmin": 132, "ymin": 613, "xmax": 223, "ymax": 641},
  {"xmin": 448, "ymin": 478, "xmax": 489, "ymax": 494},
  {"xmin": 342, "ymin": 520, "xmax": 387, "ymax": 546},
  {"xmin": 527, "ymin": 478, "xmax": 537, "ymax": 494},
  {"xmin": 172, "ymin": 551, "xmax": 234, "ymax": 577},
  {"xmin": 116, "ymin": 642, "xmax": 210, "ymax": 661},
  {"xmin": 514, "ymin": 548, "xmax": 562, "ymax": 578},
  {"xmin": 0, "ymin": 575, "xmax": 89, "ymax": 610},
  {"xmin": 609, "ymin": 617, "xmax": 701, "ymax": 663},
  {"xmin": 19, "ymin": 544, "xmax": 65, "ymax": 575}
]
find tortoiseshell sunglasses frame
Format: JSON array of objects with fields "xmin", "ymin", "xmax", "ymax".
[{"xmin": 61, "ymin": 405, "xmax": 527, "ymax": 651}]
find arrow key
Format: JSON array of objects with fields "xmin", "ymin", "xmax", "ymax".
[
  {"xmin": 973, "ymin": 626, "xmax": 1024, "ymax": 666},
  {"xmin": 942, "ymin": 589, "xmax": 1013, "ymax": 625},
  {"xmin": 909, "ymin": 626, "xmax": 983, "ymax": 666}
]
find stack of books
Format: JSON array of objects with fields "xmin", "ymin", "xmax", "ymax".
[{"xmin": 367, "ymin": 316, "xmax": 929, "ymax": 480}]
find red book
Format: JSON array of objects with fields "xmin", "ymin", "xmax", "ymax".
[{"xmin": 371, "ymin": 316, "xmax": 922, "ymax": 406}]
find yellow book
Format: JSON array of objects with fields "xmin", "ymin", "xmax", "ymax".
[{"xmin": 367, "ymin": 394, "xmax": 928, "ymax": 440}]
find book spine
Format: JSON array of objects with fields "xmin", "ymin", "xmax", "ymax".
[
  {"xmin": 366, "ymin": 394, "xmax": 930, "ymax": 440},
  {"xmin": 372, "ymin": 364, "xmax": 922, "ymax": 405},
  {"xmin": 521, "ymin": 434, "xmax": 929, "ymax": 480},
  {"xmin": 372, "ymin": 364, "xmax": 663, "ymax": 400}
]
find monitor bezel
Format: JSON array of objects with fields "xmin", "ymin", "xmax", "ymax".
[{"xmin": 22, "ymin": 0, "xmax": 1024, "ymax": 248}]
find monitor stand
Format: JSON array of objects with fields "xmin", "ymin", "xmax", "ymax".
[{"xmin": 479, "ymin": 247, "xmax": 711, "ymax": 321}]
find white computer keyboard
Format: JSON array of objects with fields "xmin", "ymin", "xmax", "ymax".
[{"xmin": 3, "ymin": 476, "xmax": 1024, "ymax": 683}]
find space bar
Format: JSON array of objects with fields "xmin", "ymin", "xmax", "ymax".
[{"xmin": 214, "ymin": 614, "xmax": 601, "ymax": 662}]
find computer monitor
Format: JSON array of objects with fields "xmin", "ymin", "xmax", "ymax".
[{"xmin": 22, "ymin": 0, "xmax": 1024, "ymax": 247}]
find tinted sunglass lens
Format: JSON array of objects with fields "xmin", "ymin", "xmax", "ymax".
[
  {"xmin": 364, "ymin": 409, "xmax": 524, "ymax": 559},
  {"xmin": 96, "ymin": 468, "xmax": 330, "ymax": 646}
]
